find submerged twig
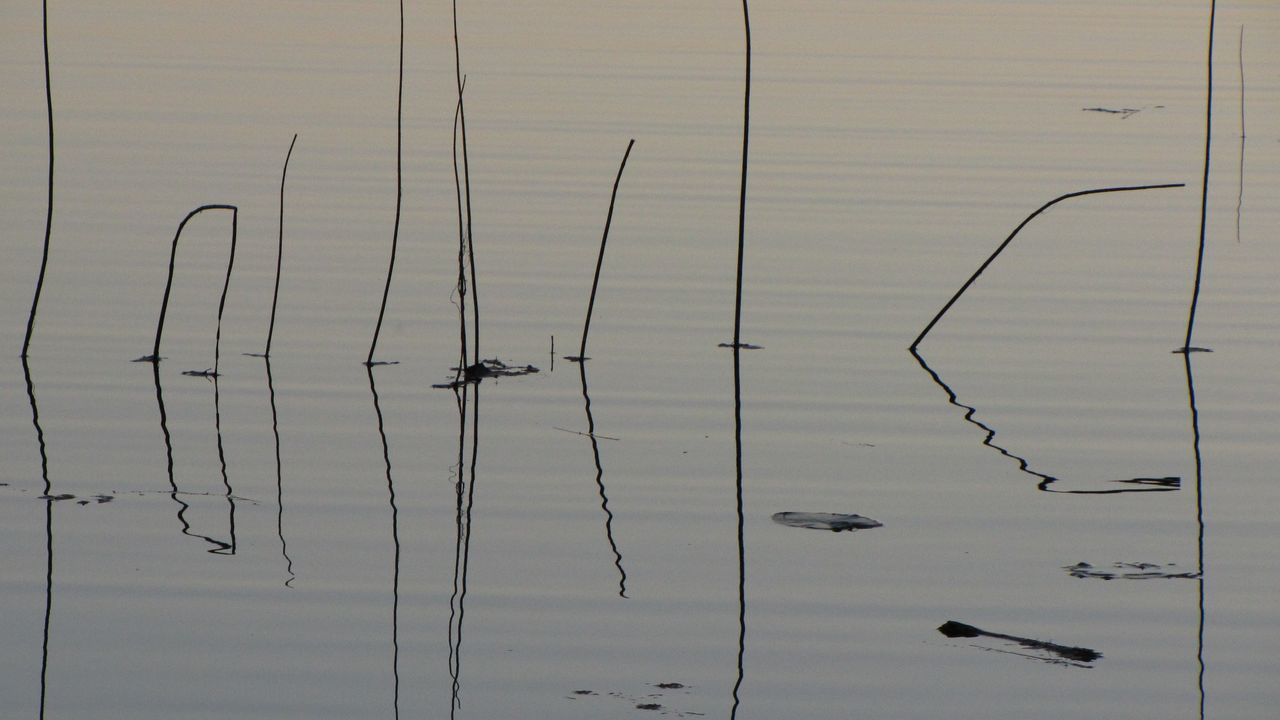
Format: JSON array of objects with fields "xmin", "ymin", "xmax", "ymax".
[
  {"xmin": 909, "ymin": 184, "xmax": 1184, "ymax": 350},
  {"xmin": 22, "ymin": 0, "xmax": 56, "ymax": 358},
  {"xmin": 366, "ymin": 0, "xmax": 405, "ymax": 367},
  {"xmin": 572, "ymin": 139, "xmax": 635, "ymax": 362},
  {"xmin": 135, "ymin": 205, "xmax": 239, "ymax": 376}
]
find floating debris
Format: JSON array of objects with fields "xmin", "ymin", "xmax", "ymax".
[
  {"xmin": 181, "ymin": 368, "xmax": 219, "ymax": 378},
  {"xmin": 717, "ymin": 342, "xmax": 763, "ymax": 350},
  {"xmin": 1064, "ymin": 561, "xmax": 1199, "ymax": 580},
  {"xmin": 654, "ymin": 682, "xmax": 685, "ymax": 690},
  {"xmin": 636, "ymin": 703, "xmax": 663, "ymax": 711},
  {"xmin": 434, "ymin": 358, "xmax": 540, "ymax": 388},
  {"xmin": 1082, "ymin": 106, "xmax": 1142, "ymax": 118},
  {"xmin": 40, "ymin": 493, "xmax": 75, "ymax": 502},
  {"xmin": 938, "ymin": 620, "xmax": 1101, "ymax": 667},
  {"xmin": 771, "ymin": 511, "xmax": 882, "ymax": 532},
  {"xmin": 75, "ymin": 494, "xmax": 114, "ymax": 506}
]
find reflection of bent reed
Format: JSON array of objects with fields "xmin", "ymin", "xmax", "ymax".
[
  {"xmin": 150, "ymin": 364, "xmax": 236, "ymax": 554},
  {"xmin": 134, "ymin": 204, "xmax": 239, "ymax": 377},
  {"xmin": 23, "ymin": 359, "xmax": 55, "ymax": 716},
  {"xmin": 577, "ymin": 362, "xmax": 627, "ymax": 597},
  {"xmin": 366, "ymin": 368, "xmax": 400, "ymax": 716},
  {"xmin": 911, "ymin": 350, "xmax": 1179, "ymax": 495}
]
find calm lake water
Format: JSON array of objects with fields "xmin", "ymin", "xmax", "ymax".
[{"xmin": 3, "ymin": 1, "xmax": 1279, "ymax": 718}]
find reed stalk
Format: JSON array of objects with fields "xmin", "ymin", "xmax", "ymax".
[
  {"xmin": 136, "ymin": 205, "xmax": 239, "ymax": 375},
  {"xmin": 263, "ymin": 133, "xmax": 297, "ymax": 358},
  {"xmin": 1181, "ymin": 0, "xmax": 1216, "ymax": 352},
  {"xmin": 365, "ymin": 0, "xmax": 405, "ymax": 366},
  {"xmin": 731, "ymin": 0, "xmax": 752, "ymax": 350},
  {"xmin": 909, "ymin": 184, "xmax": 1184, "ymax": 350},
  {"xmin": 573, "ymin": 139, "xmax": 636, "ymax": 361},
  {"xmin": 22, "ymin": 0, "xmax": 56, "ymax": 358},
  {"xmin": 453, "ymin": 0, "xmax": 479, "ymax": 366}
]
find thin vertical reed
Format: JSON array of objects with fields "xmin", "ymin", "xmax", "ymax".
[
  {"xmin": 1182, "ymin": 0, "xmax": 1216, "ymax": 351},
  {"xmin": 909, "ymin": 184, "xmax": 1184, "ymax": 350},
  {"xmin": 366, "ymin": 0, "xmax": 405, "ymax": 366},
  {"xmin": 731, "ymin": 0, "xmax": 752, "ymax": 349},
  {"xmin": 453, "ymin": 1, "xmax": 480, "ymax": 366},
  {"xmin": 22, "ymin": 0, "xmax": 56, "ymax": 358},
  {"xmin": 1235, "ymin": 25, "xmax": 1244, "ymax": 244},
  {"xmin": 264, "ymin": 133, "xmax": 297, "ymax": 358},
  {"xmin": 577, "ymin": 139, "xmax": 636, "ymax": 360},
  {"xmin": 453, "ymin": 86, "xmax": 469, "ymax": 381}
]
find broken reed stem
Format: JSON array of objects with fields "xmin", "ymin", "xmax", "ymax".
[
  {"xmin": 143, "ymin": 205, "xmax": 239, "ymax": 369},
  {"xmin": 22, "ymin": 0, "xmax": 55, "ymax": 359},
  {"xmin": 1183, "ymin": 0, "xmax": 1216, "ymax": 351},
  {"xmin": 366, "ymin": 0, "xmax": 405, "ymax": 366},
  {"xmin": 453, "ymin": 0, "xmax": 480, "ymax": 366},
  {"xmin": 909, "ymin": 184, "xmax": 1185, "ymax": 350},
  {"xmin": 578, "ymin": 139, "xmax": 636, "ymax": 360},
  {"xmin": 731, "ymin": 0, "xmax": 752, "ymax": 350},
  {"xmin": 264, "ymin": 133, "xmax": 298, "ymax": 358}
]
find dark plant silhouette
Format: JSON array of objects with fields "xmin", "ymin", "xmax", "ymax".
[{"xmin": 134, "ymin": 205, "xmax": 239, "ymax": 378}]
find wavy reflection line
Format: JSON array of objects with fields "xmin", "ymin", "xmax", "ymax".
[
  {"xmin": 23, "ymin": 358, "xmax": 53, "ymax": 719},
  {"xmin": 211, "ymin": 377, "xmax": 236, "ymax": 555},
  {"xmin": 448, "ymin": 384, "xmax": 479, "ymax": 715},
  {"xmin": 730, "ymin": 345, "xmax": 746, "ymax": 719},
  {"xmin": 264, "ymin": 360, "xmax": 294, "ymax": 586},
  {"xmin": 910, "ymin": 349, "xmax": 1179, "ymax": 495},
  {"xmin": 578, "ymin": 362, "xmax": 627, "ymax": 597},
  {"xmin": 151, "ymin": 366, "xmax": 234, "ymax": 553},
  {"xmin": 1182, "ymin": 351, "xmax": 1207, "ymax": 719},
  {"xmin": 367, "ymin": 367, "xmax": 400, "ymax": 718}
]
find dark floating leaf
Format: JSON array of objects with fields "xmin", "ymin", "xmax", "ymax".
[
  {"xmin": 772, "ymin": 511, "xmax": 882, "ymax": 532},
  {"xmin": 654, "ymin": 682, "xmax": 685, "ymax": 690},
  {"xmin": 938, "ymin": 620, "xmax": 1101, "ymax": 667},
  {"xmin": 1064, "ymin": 561, "xmax": 1198, "ymax": 580},
  {"xmin": 132, "ymin": 354, "xmax": 163, "ymax": 363},
  {"xmin": 636, "ymin": 703, "xmax": 663, "ymax": 711},
  {"xmin": 40, "ymin": 493, "xmax": 75, "ymax": 502},
  {"xmin": 1172, "ymin": 346, "xmax": 1213, "ymax": 354}
]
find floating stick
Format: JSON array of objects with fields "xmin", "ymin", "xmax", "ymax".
[
  {"xmin": 1180, "ymin": 0, "xmax": 1216, "ymax": 353},
  {"xmin": 22, "ymin": 0, "xmax": 56, "ymax": 358},
  {"xmin": 365, "ymin": 0, "xmax": 405, "ymax": 366},
  {"xmin": 135, "ymin": 205, "xmax": 239, "ymax": 376},
  {"xmin": 909, "ymin": 184, "xmax": 1184, "ymax": 350},
  {"xmin": 570, "ymin": 139, "xmax": 635, "ymax": 362}
]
